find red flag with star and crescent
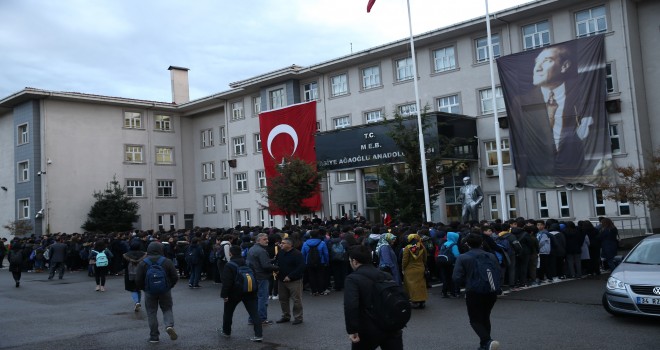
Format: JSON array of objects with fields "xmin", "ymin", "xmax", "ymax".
[{"xmin": 259, "ymin": 101, "xmax": 321, "ymax": 215}]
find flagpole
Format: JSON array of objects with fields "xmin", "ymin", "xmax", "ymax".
[
  {"xmin": 485, "ymin": 0, "xmax": 508, "ymax": 221},
  {"xmin": 406, "ymin": 0, "xmax": 432, "ymax": 222}
]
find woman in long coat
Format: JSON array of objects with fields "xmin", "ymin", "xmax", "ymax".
[
  {"xmin": 123, "ymin": 239, "xmax": 147, "ymax": 312},
  {"xmin": 598, "ymin": 218, "xmax": 619, "ymax": 271},
  {"xmin": 402, "ymin": 233, "xmax": 428, "ymax": 309}
]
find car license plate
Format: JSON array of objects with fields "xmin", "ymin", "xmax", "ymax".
[{"xmin": 636, "ymin": 297, "xmax": 660, "ymax": 305}]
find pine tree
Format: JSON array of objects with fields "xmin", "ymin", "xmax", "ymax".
[{"xmin": 82, "ymin": 176, "xmax": 139, "ymax": 232}]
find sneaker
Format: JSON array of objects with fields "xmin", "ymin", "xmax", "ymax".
[
  {"xmin": 95, "ymin": 285, "xmax": 100, "ymax": 291},
  {"xmin": 262, "ymin": 320, "xmax": 274, "ymax": 325},
  {"xmin": 249, "ymin": 336, "xmax": 263, "ymax": 342},
  {"xmin": 275, "ymin": 318, "xmax": 290, "ymax": 324},
  {"xmin": 193, "ymin": 285, "xmax": 201, "ymax": 289},
  {"xmin": 188, "ymin": 284, "xmax": 194, "ymax": 288},
  {"xmin": 166, "ymin": 326, "xmax": 178, "ymax": 341},
  {"xmin": 271, "ymin": 295, "xmax": 279, "ymax": 300},
  {"xmin": 488, "ymin": 340, "xmax": 500, "ymax": 350},
  {"xmin": 134, "ymin": 303, "xmax": 141, "ymax": 312},
  {"xmin": 216, "ymin": 328, "xmax": 230, "ymax": 338},
  {"xmin": 292, "ymin": 319, "xmax": 303, "ymax": 325},
  {"xmin": 148, "ymin": 337, "xmax": 159, "ymax": 343},
  {"xmin": 100, "ymin": 286, "xmax": 106, "ymax": 292},
  {"xmin": 15, "ymin": 281, "xmax": 20, "ymax": 288}
]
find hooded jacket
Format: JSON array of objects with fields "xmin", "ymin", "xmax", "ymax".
[{"xmin": 135, "ymin": 242, "xmax": 179, "ymax": 292}]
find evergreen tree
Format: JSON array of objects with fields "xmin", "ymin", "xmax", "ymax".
[
  {"xmin": 263, "ymin": 156, "xmax": 322, "ymax": 226},
  {"xmin": 82, "ymin": 176, "xmax": 139, "ymax": 232}
]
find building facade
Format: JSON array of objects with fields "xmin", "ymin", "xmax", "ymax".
[{"xmin": 1, "ymin": 0, "xmax": 658, "ymax": 238}]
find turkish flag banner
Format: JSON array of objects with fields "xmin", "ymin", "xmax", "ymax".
[{"xmin": 259, "ymin": 101, "xmax": 321, "ymax": 215}]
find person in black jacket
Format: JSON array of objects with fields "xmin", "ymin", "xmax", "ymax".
[
  {"xmin": 274, "ymin": 237, "xmax": 305, "ymax": 324},
  {"xmin": 344, "ymin": 245, "xmax": 403, "ymax": 350},
  {"xmin": 219, "ymin": 245, "xmax": 263, "ymax": 342}
]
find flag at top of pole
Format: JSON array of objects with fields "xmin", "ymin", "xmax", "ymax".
[{"xmin": 367, "ymin": 0, "xmax": 376, "ymax": 13}]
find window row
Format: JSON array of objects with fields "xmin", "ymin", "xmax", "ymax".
[
  {"xmin": 125, "ymin": 145, "xmax": 175, "ymax": 164},
  {"xmin": 124, "ymin": 112, "xmax": 174, "ymax": 131},
  {"xmin": 125, "ymin": 179, "xmax": 176, "ymax": 198}
]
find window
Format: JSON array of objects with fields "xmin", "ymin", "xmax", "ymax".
[
  {"xmin": 397, "ymin": 103, "xmax": 417, "ymax": 116},
  {"xmin": 125, "ymin": 145, "xmax": 144, "ymax": 163},
  {"xmin": 254, "ymin": 133, "xmax": 262, "ymax": 153},
  {"xmin": 203, "ymin": 195, "xmax": 216, "ymax": 213},
  {"xmin": 395, "ymin": 57, "xmax": 414, "ymax": 81},
  {"xmin": 158, "ymin": 214, "xmax": 176, "ymax": 231},
  {"xmin": 316, "ymin": 121, "xmax": 321, "ymax": 132},
  {"xmin": 609, "ymin": 124, "xmax": 621, "ymax": 154},
  {"xmin": 201, "ymin": 129, "xmax": 214, "ymax": 148},
  {"xmin": 221, "ymin": 160, "xmax": 228, "ymax": 178},
  {"xmin": 594, "ymin": 189, "xmax": 606, "ymax": 216},
  {"xmin": 259, "ymin": 209, "xmax": 274, "ymax": 227},
  {"xmin": 126, "ymin": 180, "xmax": 144, "ymax": 197},
  {"xmin": 202, "ymin": 162, "xmax": 215, "ymax": 180},
  {"xmin": 475, "ymin": 34, "xmax": 500, "ymax": 63},
  {"xmin": 233, "ymin": 136, "xmax": 245, "ymax": 156},
  {"xmin": 154, "ymin": 115, "xmax": 172, "ymax": 131},
  {"xmin": 17, "ymin": 161, "xmax": 29, "ymax": 182},
  {"xmin": 231, "ymin": 101, "xmax": 244, "ymax": 120},
  {"xmin": 489, "ymin": 195, "xmax": 499, "ymax": 220},
  {"xmin": 333, "ymin": 116, "xmax": 351, "ymax": 129},
  {"xmin": 235, "ymin": 209, "xmax": 251, "ymax": 226},
  {"xmin": 576, "ymin": 5, "xmax": 607, "ymax": 37},
  {"xmin": 19, "ymin": 199, "xmax": 30, "ymax": 219},
  {"xmin": 256, "ymin": 170, "xmax": 267, "ymax": 189},
  {"xmin": 243, "ymin": 209, "xmax": 251, "ymax": 226},
  {"xmin": 156, "ymin": 147, "xmax": 174, "ymax": 164},
  {"xmin": 433, "ymin": 46, "xmax": 456, "ymax": 72},
  {"xmin": 124, "ymin": 111, "xmax": 142, "ymax": 129},
  {"xmin": 157, "ymin": 180, "xmax": 174, "ymax": 197},
  {"xmin": 330, "ymin": 74, "xmax": 348, "ymax": 97},
  {"xmin": 362, "ymin": 66, "xmax": 381, "ymax": 89},
  {"xmin": 222, "ymin": 193, "xmax": 229, "ymax": 212},
  {"xmin": 235, "ymin": 173, "xmax": 248, "ymax": 192},
  {"xmin": 485, "ymin": 139, "xmax": 511, "ymax": 166},
  {"xmin": 538, "ymin": 192, "xmax": 549, "ymax": 218},
  {"xmin": 479, "ymin": 87, "xmax": 505, "ymax": 114},
  {"xmin": 270, "ymin": 88, "xmax": 285, "ymax": 109},
  {"xmin": 605, "ymin": 63, "xmax": 616, "ymax": 93},
  {"xmin": 618, "ymin": 199, "xmax": 630, "ymax": 216},
  {"xmin": 253, "ymin": 96, "xmax": 262, "ymax": 115},
  {"xmin": 218, "ymin": 126, "xmax": 226, "ymax": 145},
  {"xmin": 558, "ymin": 191, "xmax": 570, "ymax": 218},
  {"xmin": 507, "ymin": 194, "xmax": 518, "ymax": 219},
  {"xmin": 522, "ymin": 21, "xmax": 550, "ymax": 50},
  {"xmin": 304, "ymin": 82, "xmax": 318, "ymax": 101},
  {"xmin": 17, "ymin": 124, "xmax": 28, "ymax": 145},
  {"xmin": 337, "ymin": 171, "xmax": 356, "ymax": 183},
  {"xmin": 437, "ymin": 95, "xmax": 460, "ymax": 114},
  {"xmin": 365, "ymin": 110, "xmax": 383, "ymax": 124}
]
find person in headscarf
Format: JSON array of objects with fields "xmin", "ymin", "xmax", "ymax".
[
  {"xmin": 402, "ymin": 233, "xmax": 428, "ymax": 309},
  {"xmin": 375, "ymin": 232, "xmax": 401, "ymax": 285}
]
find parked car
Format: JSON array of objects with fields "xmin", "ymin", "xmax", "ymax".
[{"xmin": 602, "ymin": 234, "xmax": 660, "ymax": 317}]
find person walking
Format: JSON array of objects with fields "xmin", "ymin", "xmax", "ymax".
[
  {"xmin": 90, "ymin": 240, "xmax": 114, "ymax": 292},
  {"xmin": 186, "ymin": 237, "xmax": 205, "ymax": 288},
  {"xmin": 135, "ymin": 241, "xmax": 179, "ymax": 344},
  {"xmin": 274, "ymin": 237, "xmax": 305, "ymax": 325},
  {"xmin": 344, "ymin": 245, "xmax": 404, "ymax": 350},
  {"xmin": 246, "ymin": 233, "xmax": 279, "ymax": 325},
  {"xmin": 453, "ymin": 233, "xmax": 501, "ymax": 350},
  {"xmin": 8, "ymin": 242, "xmax": 26, "ymax": 288},
  {"xmin": 402, "ymin": 233, "xmax": 428, "ymax": 309},
  {"xmin": 123, "ymin": 239, "xmax": 147, "ymax": 312},
  {"xmin": 219, "ymin": 245, "xmax": 263, "ymax": 342},
  {"xmin": 47, "ymin": 236, "xmax": 68, "ymax": 280}
]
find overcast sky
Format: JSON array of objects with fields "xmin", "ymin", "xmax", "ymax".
[{"xmin": 0, "ymin": 0, "xmax": 531, "ymax": 103}]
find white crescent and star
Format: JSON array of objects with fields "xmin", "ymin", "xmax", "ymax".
[{"xmin": 266, "ymin": 124, "xmax": 298, "ymax": 159}]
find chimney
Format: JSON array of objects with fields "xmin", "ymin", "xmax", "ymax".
[{"xmin": 168, "ymin": 66, "xmax": 190, "ymax": 104}]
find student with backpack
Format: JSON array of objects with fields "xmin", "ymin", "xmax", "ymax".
[
  {"xmin": 453, "ymin": 233, "xmax": 501, "ymax": 350},
  {"xmin": 135, "ymin": 241, "xmax": 179, "ymax": 344},
  {"xmin": 123, "ymin": 239, "xmax": 147, "ymax": 312},
  {"xmin": 344, "ymin": 244, "xmax": 406, "ymax": 350},
  {"xmin": 301, "ymin": 230, "xmax": 329, "ymax": 296},
  {"xmin": 185, "ymin": 237, "xmax": 205, "ymax": 289},
  {"xmin": 437, "ymin": 231, "xmax": 460, "ymax": 298},
  {"xmin": 219, "ymin": 245, "xmax": 263, "ymax": 342},
  {"xmin": 328, "ymin": 230, "xmax": 348, "ymax": 291},
  {"xmin": 375, "ymin": 232, "xmax": 401, "ymax": 286},
  {"xmin": 90, "ymin": 240, "xmax": 114, "ymax": 292}
]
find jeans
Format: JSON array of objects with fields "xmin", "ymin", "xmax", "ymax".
[
  {"xmin": 145, "ymin": 291, "xmax": 174, "ymax": 338},
  {"xmin": 465, "ymin": 292, "xmax": 497, "ymax": 348},
  {"xmin": 188, "ymin": 263, "xmax": 202, "ymax": 286},
  {"xmin": 222, "ymin": 297, "xmax": 262, "ymax": 337},
  {"xmin": 278, "ymin": 279, "xmax": 303, "ymax": 321},
  {"xmin": 255, "ymin": 279, "xmax": 270, "ymax": 321},
  {"xmin": 131, "ymin": 291, "xmax": 142, "ymax": 304}
]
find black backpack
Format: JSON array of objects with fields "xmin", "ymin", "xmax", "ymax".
[
  {"xmin": 367, "ymin": 274, "xmax": 411, "ymax": 331},
  {"xmin": 307, "ymin": 242, "xmax": 321, "ymax": 267},
  {"xmin": 228, "ymin": 261, "xmax": 257, "ymax": 294},
  {"xmin": 437, "ymin": 242, "xmax": 457, "ymax": 266},
  {"xmin": 467, "ymin": 251, "xmax": 502, "ymax": 295}
]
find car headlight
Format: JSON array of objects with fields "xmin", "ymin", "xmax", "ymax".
[{"xmin": 607, "ymin": 276, "xmax": 626, "ymax": 291}]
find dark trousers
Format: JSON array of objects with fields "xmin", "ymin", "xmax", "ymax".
[
  {"xmin": 465, "ymin": 292, "xmax": 497, "ymax": 348},
  {"xmin": 538, "ymin": 254, "xmax": 556, "ymax": 280},
  {"xmin": 308, "ymin": 265, "xmax": 326, "ymax": 294},
  {"xmin": 351, "ymin": 330, "xmax": 403, "ymax": 350},
  {"xmin": 12, "ymin": 270, "xmax": 21, "ymax": 282},
  {"xmin": 515, "ymin": 254, "xmax": 530, "ymax": 285},
  {"xmin": 94, "ymin": 266, "xmax": 108, "ymax": 286},
  {"xmin": 145, "ymin": 291, "xmax": 174, "ymax": 338},
  {"xmin": 440, "ymin": 263, "xmax": 457, "ymax": 296},
  {"xmin": 222, "ymin": 297, "xmax": 262, "ymax": 337},
  {"xmin": 330, "ymin": 260, "xmax": 347, "ymax": 290},
  {"xmin": 49, "ymin": 261, "xmax": 66, "ymax": 279}
]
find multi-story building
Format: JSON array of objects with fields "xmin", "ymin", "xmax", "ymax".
[{"xmin": 1, "ymin": 0, "xmax": 658, "ymax": 238}]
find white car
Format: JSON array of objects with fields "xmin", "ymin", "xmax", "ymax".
[{"xmin": 602, "ymin": 234, "xmax": 660, "ymax": 317}]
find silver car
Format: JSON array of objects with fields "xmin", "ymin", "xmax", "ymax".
[{"xmin": 602, "ymin": 234, "xmax": 660, "ymax": 317}]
